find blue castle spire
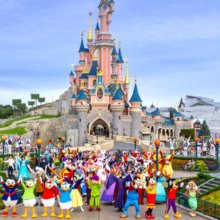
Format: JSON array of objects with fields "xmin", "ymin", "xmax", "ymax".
[
  {"xmin": 130, "ymin": 81, "xmax": 142, "ymax": 103},
  {"xmin": 77, "ymin": 90, "xmax": 88, "ymax": 101},
  {"xmin": 78, "ymin": 37, "xmax": 85, "ymax": 53},
  {"xmin": 117, "ymin": 48, "xmax": 124, "ymax": 63}
]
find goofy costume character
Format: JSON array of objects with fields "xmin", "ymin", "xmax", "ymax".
[
  {"xmin": 0, "ymin": 176, "xmax": 21, "ymax": 217},
  {"xmin": 120, "ymin": 177, "xmax": 142, "ymax": 219}
]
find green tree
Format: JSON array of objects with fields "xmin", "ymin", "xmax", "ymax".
[
  {"xmin": 31, "ymin": 94, "xmax": 40, "ymax": 107},
  {"xmin": 28, "ymin": 101, "xmax": 35, "ymax": 108},
  {"xmin": 180, "ymin": 128, "xmax": 195, "ymax": 139},
  {"xmin": 38, "ymin": 97, "xmax": 45, "ymax": 105},
  {"xmin": 199, "ymin": 120, "xmax": 210, "ymax": 137}
]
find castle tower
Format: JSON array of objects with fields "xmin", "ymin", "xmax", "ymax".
[
  {"xmin": 111, "ymin": 83, "xmax": 124, "ymax": 136},
  {"xmin": 111, "ymin": 43, "xmax": 118, "ymax": 81},
  {"xmin": 96, "ymin": 0, "xmax": 115, "ymax": 83},
  {"xmin": 124, "ymin": 59, "xmax": 130, "ymax": 101},
  {"xmin": 130, "ymin": 80, "xmax": 142, "ymax": 138},
  {"xmin": 87, "ymin": 11, "xmax": 94, "ymax": 66},
  {"xmin": 116, "ymin": 47, "xmax": 124, "ymax": 83},
  {"xmin": 75, "ymin": 90, "xmax": 90, "ymax": 146}
]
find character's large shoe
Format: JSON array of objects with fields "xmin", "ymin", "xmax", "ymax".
[
  {"xmin": 50, "ymin": 206, "xmax": 56, "ymax": 217},
  {"xmin": 174, "ymin": 212, "xmax": 182, "ymax": 218},
  {"xmin": 32, "ymin": 213, "xmax": 38, "ymax": 218},
  {"xmin": 12, "ymin": 212, "xmax": 18, "ymax": 217},
  {"xmin": 163, "ymin": 214, "xmax": 170, "ymax": 219},
  {"xmin": 96, "ymin": 207, "xmax": 101, "ymax": 211},
  {"xmin": 65, "ymin": 210, "xmax": 71, "ymax": 219},
  {"xmin": 41, "ymin": 207, "xmax": 48, "ymax": 217},
  {"xmin": 146, "ymin": 215, "xmax": 151, "ymax": 219},
  {"xmin": 120, "ymin": 214, "xmax": 128, "ymax": 218},
  {"xmin": 150, "ymin": 215, "xmax": 155, "ymax": 219},
  {"xmin": 89, "ymin": 207, "xmax": 93, "ymax": 212},
  {"xmin": 1, "ymin": 212, "xmax": 8, "ymax": 217},
  {"xmin": 57, "ymin": 214, "xmax": 64, "ymax": 219},
  {"xmin": 135, "ymin": 214, "xmax": 142, "ymax": 219},
  {"xmin": 21, "ymin": 213, "xmax": 28, "ymax": 218}
]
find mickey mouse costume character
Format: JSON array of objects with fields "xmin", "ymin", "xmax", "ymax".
[
  {"xmin": 164, "ymin": 179, "xmax": 184, "ymax": 219},
  {"xmin": 0, "ymin": 176, "xmax": 21, "ymax": 217}
]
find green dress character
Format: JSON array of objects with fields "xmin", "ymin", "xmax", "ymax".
[
  {"xmin": 87, "ymin": 174, "xmax": 101, "ymax": 212},
  {"xmin": 185, "ymin": 181, "xmax": 199, "ymax": 217},
  {"xmin": 21, "ymin": 179, "xmax": 38, "ymax": 218}
]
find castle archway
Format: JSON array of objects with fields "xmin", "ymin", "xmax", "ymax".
[{"xmin": 89, "ymin": 118, "xmax": 110, "ymax": 137}]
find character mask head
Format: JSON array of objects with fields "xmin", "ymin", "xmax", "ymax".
[
  {"xmin": 25, "ymin": 180, "xmax": 35, "ymax": 188},
  {"xmin": 61, "ymin": 182, "xmax": 70, "ymax": 191},
  {"xmin": 5, "ymin": 179, "xmax": 16, "ymax": 188},
  {"xmin": 45, "ymin": 180, "xmax": 53, "ymax": 189}
]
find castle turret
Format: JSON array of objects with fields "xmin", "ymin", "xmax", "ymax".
[
  {"xmin": 75, "ymin": 90, "xmax": 89, "ymax": 146},
  {"xmin": 95, "ymin": 19, "xmax": 100, "ymax": 39},
  {"xmin": 124, "ymin": 58, "xmax": 130, "ymax": 101},
  {"xmin": 116, "ymin": 47, "xmax": 124, "ymax": 83},
  {"xmin": 111, "ymin": 44, "xmax": 117, "ymax": 81},
  {"xmin": 178, "ymin": 97, "xmax": 185, "ymax": 112},
  {"xmin": 130, "ymin": 80, "xmax": 142, "ymax": 138},
  {"xmin": 111, "ymin": 83, "xmax": 124, "ymax": 136},
  {"xmin": 79, "ymin": 34, "xmax": 86, "ymax": 65}
]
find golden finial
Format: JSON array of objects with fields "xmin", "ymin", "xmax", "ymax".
[
  {"xmin": 124, "ymin": 58, "xmax": 130, "ymax": 85},
  {"xmin": 87, "ymin": 11, "xmax": 93, "ymax": 42}
]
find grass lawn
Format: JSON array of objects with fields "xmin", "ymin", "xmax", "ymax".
[
  {"xmin": 0, "ymin": 127, "xmax": 27, "ymax": 135},
  {"xmin": 0, "ymin": 115, "xmax": 33, "ymax": 128}
]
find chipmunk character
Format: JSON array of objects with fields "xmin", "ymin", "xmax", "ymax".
[
  {"xmin": 20, "ymin": 179, "xmax": 38, "ymax": 218},
  {"xmin": 185, "ymin": 181, "xmax": 199, "ymax": 217},
  {"xmin": 41, "ymin": 179, "xmax": 60, "ymax": 217},
  {"xmin": 145, "ymin": 178, "xmax": 157, "ymax": 219},
  {"xmin": 120, "ymin": 176, "xmax": 142, "ymax": 219},
  {"xmin": 0, "ymin": 176, "xmax": 21, "ymax": 217},
  {"xmin": 136, "ymin": 172, "xmax": 147, "ymax": 205},
  {"xmin": 164, "ymin": 179, "xmax": 184, "ymax": 219}
]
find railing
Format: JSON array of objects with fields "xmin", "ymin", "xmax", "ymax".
[{"xmin": 177, "ymin": 192, "xmax": 220, "ymax": 219}]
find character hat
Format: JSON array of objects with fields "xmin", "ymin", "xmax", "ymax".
[
  {"xmin": 92, "ymin": 174, "xmax": 99, "ymax": 181},
  {"xmin": 46, "ymin": 179, "xmax": 53, "ymax": 184}
]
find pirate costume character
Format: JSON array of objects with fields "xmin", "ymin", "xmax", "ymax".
[
  {"xmin": 164, "ymin": 179, "xmax": 184, "ymax": 219},
  {"xmin": 0, "ymin": 176, "xmax": 21, "ymax": 217}
]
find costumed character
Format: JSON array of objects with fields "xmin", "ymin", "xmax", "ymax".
[
  {"xmin": 18, "ymin": 155, "xmax": 31, "ymax": 179},
  {"xmin": 164, "ymin": 179, "xmax": 184, "ymax": 219},
  {"xmin": 160, "ymin": 151, "xmax": 174, "ymax": 179},
  {"xmin": 145, "ymin": 177, "xmax": 157, "ymax": 219},
  {"xmin": 120, "ymin": 176, "xmax": 142, "ymax": 219},
  {"xmin": 87, "ymin": 174, "xmax": 101, "ymax": 211},
  {"xmin": 41, "ymin": 179, "xmax": 60, "ymax": 217},
  {"xmin": 69, "ymin": 176, "xmax": 84, "ymax": 212},
  {"xmin": 0, "ymin": 176, "xmax": 21, "ymax": 217},
  {"xmin": 35, "ymin": 167, "xmax": 45, "ymax": 205},
  {"xmin": 4, "ymin": 156, "xmax": 15, "ymax": 176},
  {"xmin": 185, "ymin": 181, "xmax": 199, "ymax": 217},
  {"xmin": 136, "ymin": 172, "xmax": 146, "ymax": 205},
  {"xmin": 20, "ymin": 179, "xmax": 37, "ymax": 218},
  {"xmin": 59, "ymin": 159, "xmax": 74, "ymax": 184},
  {"xmin": 56, "ymin": 182, "xmax": 75, "ymax": 219},
  {"xmin": 14, "ymin": 153, "xmax": 21, "ymax": 172},
  {"xmin": 106, "ymin": 172, "xmax": 132, "ymax": 212},
  {"xmin": 156, "ymin": 171, "xmax": 166, "ymax": 203}
]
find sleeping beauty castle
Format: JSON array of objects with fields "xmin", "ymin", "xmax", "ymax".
[{"xmin": 46, "ymin": 0, "xmax": 193, "ymax": 146}]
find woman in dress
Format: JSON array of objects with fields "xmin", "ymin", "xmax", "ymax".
[
  {"xmin": 18, "ymin": 155, "xmax": 31, "ymax": 179},
  {"xmin": 156, "ymin": 172, "xmax": 167, "ymax": 203}
]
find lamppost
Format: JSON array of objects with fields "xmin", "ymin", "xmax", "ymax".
[
  {"xmin": 1, "ymin": 135, "xmax": 6, "ymax": 171},
  {"xmin": 215, "ymin": 138, "xmax": 220, "ymax": 170},
  {"xmin": 133, "ymin": 137, "xmax": 139, "ymax": 151},
  {"xmin": 154, "ymin": 140, "xmax": 160, "ymax": 173},
  {"xmin": 194, "ymin": 137, "xmax": 200, "ymax": 171},
  {"xmin": 61, "ymin": 136, "xmax": 65, "ymax": 148},
  {"xmin": 36, "ymin": 139, "xmax": 42, "ymax": 167}
]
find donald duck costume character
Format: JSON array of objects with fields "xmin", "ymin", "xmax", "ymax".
[{"xmin": 0, "ymin": 176, "xmax": 21, "ymax": 217}]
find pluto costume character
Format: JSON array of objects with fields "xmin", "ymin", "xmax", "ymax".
[
  {"xmin": 20, "ymin": 179, "xmax": 38, "ymax": 218},
  {"xmin": 0, "ymin": 176, "xmax": 21, "ymax": 217}
]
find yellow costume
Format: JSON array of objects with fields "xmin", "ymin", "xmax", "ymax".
[{"xmin": 70, "ymin": 189, "xmax": 83, "ymax": 208}]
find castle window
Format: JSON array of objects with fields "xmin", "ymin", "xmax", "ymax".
[
  {"xmin": 97, "ymin": 88, "xmax": 103, "ymax": 99},
  {"xmin": 93, "ymin": 80, "xmax": 96, "ymax": 86}
]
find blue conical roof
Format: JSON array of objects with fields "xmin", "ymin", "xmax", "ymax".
[
  {"xmin": 113, "ymin": 89, "xmax": 123, "ymax": 100},
  {"xmin": 116, "ymin": 48, "xmax": 124, "ymax": 63},
  {"xmin": 69, "ymin": 70, "xmax": 74, "ymax": 76},
  {"xmin": 71, "ymin": 93, "xmax": 76, "ymax": 99},
  {"xmin": 111, "ymin": 45, "xmax": 117, "ymax": 56},
  {"xmin": 77, "ymin": 90, "xmax": 88, "ymax": 100},
  {"xmin": 88, "ymin": 60, "xmax": 98, "ymax": 76},
  {"xmin": 95, "ymin": 22, "xmax": 100, "ymax": 31},
  {"xmin": 130, "ymin": 83, "xmax": 142, "ymax": 103},
  {"xmin": 79, "ymin": 38, "xmax": 85, "ymax": 53},
  {"xmin": 152, "ymin": 108, "xmax": 160, "ymax": 116}
]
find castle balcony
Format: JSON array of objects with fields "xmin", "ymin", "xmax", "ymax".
[{"xmin": 95, "ymin": 38, "xmax": 115, "ymax": 47}]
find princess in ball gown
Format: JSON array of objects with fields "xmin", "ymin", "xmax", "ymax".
[
  {"xmin": 18, "ymin": 155, "xmax": 31, "ymax": 179},
  {"xmin": 156, "ymin": 175, "xmax": 167, "ymax": 203}
]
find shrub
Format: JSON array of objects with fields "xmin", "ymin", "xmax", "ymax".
[{"xmin": 197, "ymin": 160, "xmax": 209, "ymax": 172}]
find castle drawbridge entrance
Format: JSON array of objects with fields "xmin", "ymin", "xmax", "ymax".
[{"xmin": 90, "ymin": 118, "xmax": 110, "ymax": 137}]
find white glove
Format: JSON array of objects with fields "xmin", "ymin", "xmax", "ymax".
[
  {"xmin": 156, "ymin": 171, "xmax": 161, "ymax": 176},
  {"xmin": 180, "ymin": 182, "xmax": 184, "ymax": 188}
]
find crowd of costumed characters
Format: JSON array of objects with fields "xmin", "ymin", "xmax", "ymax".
[{"xmin": 0, "ymin": 143, "xmax": 199, "ymax": 219}]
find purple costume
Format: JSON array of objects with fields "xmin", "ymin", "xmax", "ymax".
[{"xmin": 106, "ymin": 174, "xmax": 132, "ymax": 210}]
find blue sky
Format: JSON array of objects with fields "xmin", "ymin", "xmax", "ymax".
[{"xmin": 0, "ymin": 0, "xmax": 220, "ymax": 107}]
